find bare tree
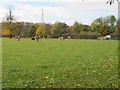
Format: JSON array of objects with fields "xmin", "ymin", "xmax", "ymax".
[
  {"xmin": 5, "ymin": 9, "xmax": 18, "ymax": 38},
  {"xmin": 7, "ymin": 10, "xmax": 14, "ymax": 24}
]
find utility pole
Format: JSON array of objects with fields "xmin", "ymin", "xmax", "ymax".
[{"xmin": 41, "ymin": 8, "xmax": 44, "ymax": 24}]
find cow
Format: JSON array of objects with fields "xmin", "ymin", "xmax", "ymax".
[
  {"xmin": 98, "ymin": 35, "xmax": 111, "ymax": 40},
  {"xmin": 31, "ymin": 37, "xmax": 35, "ymax": 40},
  {"xmin": 98, "ymin": 37, "xmax": 104, "ymax": 40},
  {"xmin": 59, "ymin": 37, "xmax": 65, "ymax": 40},
  {"xmin": 68, "ymin": 36, "xmax": 71, "ymax": 39}
]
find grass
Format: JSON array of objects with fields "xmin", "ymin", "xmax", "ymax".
[{"xmin": 2, "ymin": 38, "xmax": 118, "ymax": 88}]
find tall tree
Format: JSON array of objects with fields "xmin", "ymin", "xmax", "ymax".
[
  {"xmin": 72, "ymin": 21, "xmax": 80, "ymax": 35},
  {"xmin": 28, "ymin": 24, "xmax": 37, "ymax": 37},
  {"xmin": 36, "ymin": 24, "xmax": 46, "ymax": 36},
  {"xmin": 110, "ymin": 15, "xmax": 116, "ymax": 26},
  {"xmin": 82, "ymin": 25, "xmax": 91, "ymax": 32},
  {"xmin": 66, "ymin": 26, "xmax": 72, "ymax": 36},
  {"xmin": 91, "ymin": 18, "xmax": 103, "ymax": 32},
  {"xmin": 51, "ymin": 22, "xmax": 67, "ymax": 37},
  {"xmin": 2, "ymin": 22, "xmax": 10, "ymax": 36},
  {"xmin": 36, "ymin": 23, "xmax": 51, "ymax": 36},
  {"xmin": 110, "ymin": 15, "xmax": 116, "ymax": 33},
  {"xmin": 99, "ymin": 25, "xmax": 110, "ymax": 36},
  {"xmin": 115, "ymin": 19, "xmax": 120, "ymax": 33},
  {"xmin": 45, "ymin": 24, "xmax": 52, "ymax": 36},
  {"xmin": 103, "ymin": 16, "xmax": 110, "ymax": 26}
]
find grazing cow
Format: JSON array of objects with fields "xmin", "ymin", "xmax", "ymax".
[
  {"xmin": 59, "ymin": 37, "xmax": 65, "ymax": 40},
  {"xmin": 9, "ymin": 35, "xmax": 12, "ymax": 38},
  {"xmin": 31, "ymin": 37, "xmax": 35, "ymax": 40},
  {"xmin": 98, "ymin": 35, "xmax": 111, "ymax": 40},
  {"xmin": 98, "ymin": 37, "xmax": 104, "ymax": 40},
  {"xmin": 68, "ymin": 36, "xmax": 71, "ymax": 39}
]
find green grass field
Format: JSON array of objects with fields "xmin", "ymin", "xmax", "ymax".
[{"xmin": 2, "ymin": 38, "xmax": 118, "ymax": 88}]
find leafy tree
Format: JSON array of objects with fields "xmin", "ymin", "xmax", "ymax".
[
  {"xmin": 99, "ymin": 25, "xmax": 109, "ymax": 36},
  {"xmin": 45, "ymin": 24, "xmax": 52, "ymax": 36},
  {"xmin": 103, "ymin": 16, "xmax": 110, "ymax": 26},
  {"xmin": 35, "ymin": 23, "xmax": 40, "ymax": 29},
  {"xmin": 91, "ymin": 18, "xmax": 103, "ymax": 32},
  {"xmin": 66, "ymin": 26, "xmax": 72, "ymax": 36},
  {"xmin": 91, "ymin": 15, "xmax": 116, "ymax": 35},
  {"xmin": 115, "ymin": 26, "xmax": 119, "ymax": 33},
  {"xmin": 17, "ymin": 22, "xmax": 25, "ymax": 36},
  {"xmin": 110, "ymin": 15, "xmax": 116, "ymax": 26},
  {"xmin": 115, "ymin": 19, "xmax": 120, "ymax": 33},
  {"xmin": 4, "ymin": 22, "xmax": 18, "ymax": 37},
  {"xmin": 82, "ymin": 25, "xmax": 91, "ymax": 32},
  {"xmin": 51, "ymin": 22, "xmax": 67, "ymax": 37},
  {"xmin": 72, "ymin": 21, "xmax": 80, "ymax": 35},
  {"xmin": 36, "ymin": 24, "xmax": 46, "ymax": 36},
  {"xmin": 36, "ymin": 23, "xmax": 51, "ymax": 36},
  {"xmin": 2, "ymin": 22, "xmax": 10, "ymax": 36},
  {"xmin": 109, "ymin": 25, "xmax": 115, "ymax": 33},
  {"xmin": 102, "ymin": 15, "xmax": 116, "ymax": 34},
  {"xmin": 22, "ymin": 22, "xmax": 33, "ymax": 37},
  {"xmin": 28, "ymin": 24, "xmax": 37, "ymax": 37},
  {"xmin": 16, "ymin": 22, "xmax": 32, "ymax": 37}
]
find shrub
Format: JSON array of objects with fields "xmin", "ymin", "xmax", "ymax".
[
  {"xmin": 72, "ymin": 32, "xmax": 100, "ymax": 39},
  {"xmin": 110, "ymin": 32, "xmax": 119, "ymax": 40}
]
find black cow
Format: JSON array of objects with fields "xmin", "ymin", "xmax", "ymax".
[{"xmin": 31, "ymin": 37, "xmax": 35, "ymax": 40}]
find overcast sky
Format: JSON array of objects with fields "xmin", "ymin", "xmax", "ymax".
[{"xmin": 0, "ymin": 0, "xmax": 118, "ymax": 25}]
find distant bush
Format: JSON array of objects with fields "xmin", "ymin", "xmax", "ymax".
[
  {"xmin": 71, "ymin": 32, "xmax": 100, "ymax": 39},
  {"xmin": 110, "ymin": 32, "xmax": 119, "ymax": 40}
]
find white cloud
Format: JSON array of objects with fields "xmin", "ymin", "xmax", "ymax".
[
  {"xmin": 1, "ymin": 0, "xmax": 108, "ymax": 2},
  {"xmin": 54, "ymin": 2, "xmax": 118, "ymax": 25},
  {"xmin": 0, "ymin": 1, "xmax": 118, "ymax": 25}
]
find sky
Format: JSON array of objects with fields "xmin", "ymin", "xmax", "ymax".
[{"xmin": 0, "ymin": 0, "xmax": 118, "ymax": 26}]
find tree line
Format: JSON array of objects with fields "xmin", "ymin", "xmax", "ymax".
[{"xmin": 1, "ymin": 15, "xmax": 119, "ymax": 39}]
